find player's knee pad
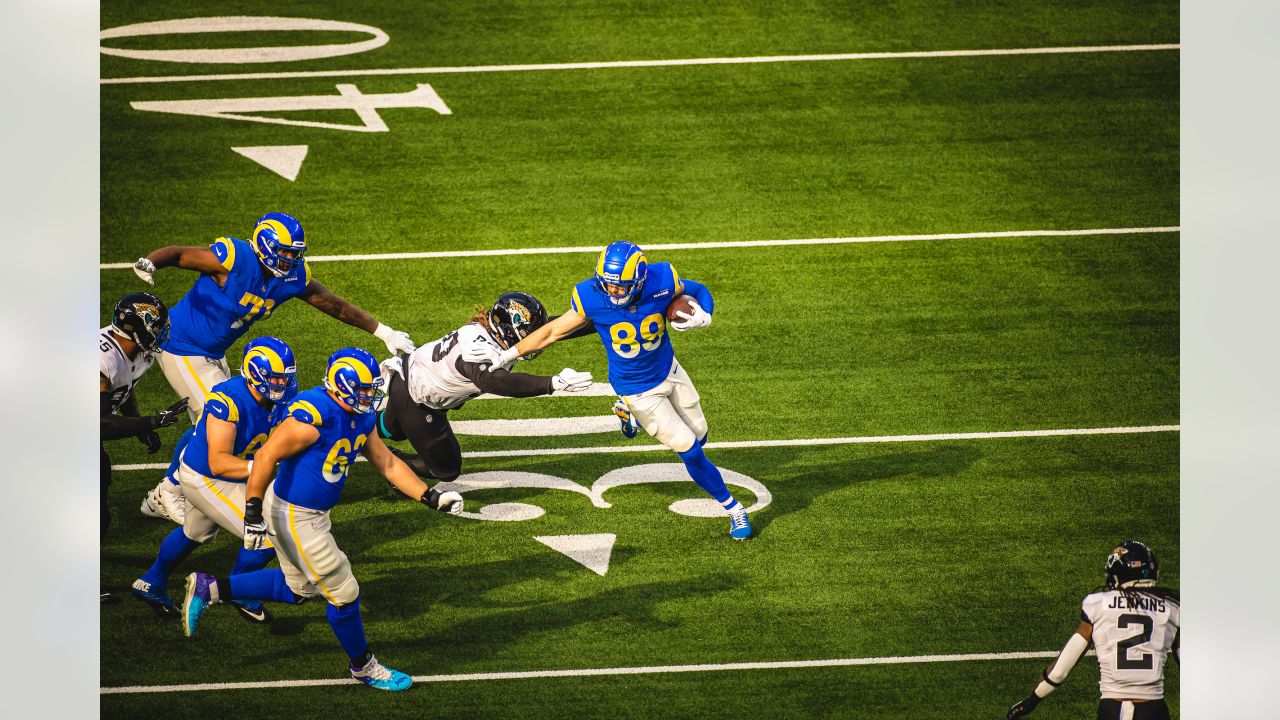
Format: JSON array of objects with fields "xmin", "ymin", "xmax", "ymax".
[
  {"xmin": 326, "ymin": 573, "xmax": 360, "ymax": 606},
  {"xmin": 182, "ymin": 524, "xmax": 218, "ymax": 544}
]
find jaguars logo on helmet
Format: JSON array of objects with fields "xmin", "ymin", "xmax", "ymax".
[
  {"xmin": 324, "ymin": 347, "xmax": 384, "ymax": 414},
  {"xmin": 112, "ymin": 291, "xmax": 170, "ymax": 353},
  {"xmin": 241, "ymin": 336, "xmax": 299, "ymax": 404},
  {"xmin": 594, "ymin": 241, "xmax": 648, "ymax": 307},
  {"xmin": 488, "ymin": 291, "xmax": 549, "ymax": 359},
  {"xmin": 1104, "ymin": 539, "xmax": 1159, "ymax": 589},
  {"xmin": 252, "ymin": 212, "xmax": 306, "ymax": 277}
]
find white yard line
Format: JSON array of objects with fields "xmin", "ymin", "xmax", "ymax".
[
  {"xmin": 110, "ymin": 424, "xmax": 1179, "ymax": 471},
  {"xmin": 102, "ymin": 648, "xmax": 1081, "ymax": 694},
  {"xmin": 100, "ymin": 226, "xmax": 1180, "ymax": 269},
  {"xmin": 101, "ymin": 43, "xmax": 1179, "ymax": 85}
]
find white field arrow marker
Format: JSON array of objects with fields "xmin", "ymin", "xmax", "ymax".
[
  {"xmin": 231, "ymin": 145, "xmax": 308, "ymax": 181},
  {"xmin": 535, "ymin": 534, "xmax": 616, "ymax": 576}
]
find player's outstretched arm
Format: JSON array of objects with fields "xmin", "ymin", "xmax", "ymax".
[
  {"xmin": 133, "ymin": 246, "xmax": 228, "ymax": 284},
  {"xmin": 1006, "ymin": 621, "xmax": 1093, "ymax": 719},
  {"xmin": 494, "ymin": 311, "xmax": 589, "ymax": 366},
  {"xmin": 362, "ymin": 435, "xmax": 463, "ymax": 514},
  {"xmin": 299, "ymin": 279, "xmax": 416, "ymax": 354}
]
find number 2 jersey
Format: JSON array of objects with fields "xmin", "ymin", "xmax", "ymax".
[
  {"xmin": 272, "ymin": 387, "xmax": 377, "ymax": 512},
  {"xmin": 1082, "ymin": 589, "xmax": 1181, "ymax": 700},
  {"xmin": 162, "ymin": 237, "xmax": 312, "ymax": 358},
  {"xmin": 570, "ymin": 261, "xmax": 693, "ymax": 396},
  {"xmin": 181, "ymin": 376, "xmax": 284, "ymax": 483},
  {"xmin": 381, "ymin": 322, "xmax": 554, "ymax": 411}
]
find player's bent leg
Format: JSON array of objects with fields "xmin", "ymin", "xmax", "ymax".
[
  {"xmin": 667, "ymin": 361, "xmax": 709, "ymax": 442},
  {"xmin": 228, "ymin": 547, "xmax": 278, "ymax": 624},
  {"xmin": 133, "ymin": 524, "xmax": 205, "ymax": 617},
  {"xmin": 179, "ymin": 464, "xmax": 250, "ymax": 539}
]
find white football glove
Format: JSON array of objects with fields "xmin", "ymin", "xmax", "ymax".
[
  {"xmin": 669, "ymin": 299, "xmax": 712, "ymax": 331},
  {"xmin": 551, "ymin": 368, "xmax": 593, "ymax": 393},
  {"xmin": 133, "ymin": 257, "xmax": 156, "ymax": 285},
  {"xmin": 374, "ymin": 323, "xmax": 416, "ymax": 355},
  {"xmin": 421, "ymin": 488, "xmax": 465, "ymax": 515},
  {"xmin": 472, "ymin": 346, "xmax": 521, "ymax": 371}
]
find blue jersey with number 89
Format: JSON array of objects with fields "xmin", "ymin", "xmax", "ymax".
[
  {"xmin": 272, "ymin": 387, "xmax": 376, "ymax": 512},
  {"xmin": 163, "ymin": 237, "xmax": 312, "ymax": 358},
  {"xmin": 570, "ymin": 261, "xmax": 690, "ymax": 396}
]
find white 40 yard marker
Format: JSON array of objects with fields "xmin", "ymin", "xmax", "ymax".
[{"xmin": 131, "ymin": 83, "xmax": 452, "ymax": 132}]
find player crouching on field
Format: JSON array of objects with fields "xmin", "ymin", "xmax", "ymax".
[
  {"xmin": 1006, "ymin": 540, "xmax": 1180, "ymax": 720},
  {"xmin": 465, "ymin": 241, "xmax": 752, "ymax": 540},
  {"xmin": 131, "ymin": 337, "xmax": 299, "ymax": 623},
  {"xmin": 376, "ymin": 291, "xmax": 595, "ymax": 484},
  {"xmin": 180, "ymin": 348, "xmax": 464, "ymax": 692}
]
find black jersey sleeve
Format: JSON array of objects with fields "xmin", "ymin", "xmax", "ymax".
[{"xmin": 454, "ymin": 357, "xmax": 555, "ymax": 398}]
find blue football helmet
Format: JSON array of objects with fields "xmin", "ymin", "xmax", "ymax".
[
  {"xmin": 241, "ymin": 336, "xmax": 298, "ymax": 404},
  {"xmin": 594, "ymin": 241, "xmax": 648, "ymax": 306},
  {"xmin": 251, "ymin": 212, "xmax": 306, "ymax": 277},
  {"xmin": 324, "ymin": 347, "xmax": 384, "ymax": 414}
]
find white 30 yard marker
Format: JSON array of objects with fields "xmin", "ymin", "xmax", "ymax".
[
  {"xmin": 100, "ymin": 226, "xmax": 1179, "ymax": 269},
  {"xmin": 101, "ymin": 43, "xmax": 1178, "ymax": 85},
  {"xmin": 101, "ymin": 649, "xmax": 1095, "ymax": 694}
]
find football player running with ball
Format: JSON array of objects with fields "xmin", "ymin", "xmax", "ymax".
[
  {"xmin": 180, "ymin": 348, "xmax": 463, "ymax": 692},
  {"xmin": 131, "ymin": 337, "xmax": 299, "ymax": 624},
  {"xmin": 465, "ymin": 241, "xmax": 752, "ymax": 540},
  {"xmin": 131, "ymin": 212, "xmax": 418, "ymax": 526},
  {"xmin": 1006, "ymin": 540, "xmax": 1180, "ymax": 720},
  {"xmin": 377, "ymin": 291, "xmax": 594, "ymax": 484}
]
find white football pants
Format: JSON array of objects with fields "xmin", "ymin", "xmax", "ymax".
[
  {"xmin": 264, "ymin": 486, "xmax": 359, "ymax": 606},
  {"xmin": 621, "ymin": 359, "xmax": 708, "ymax": 453},
  {"xmin": 156, "ymin": 350, "xmax": 232, "ymax": 423}
]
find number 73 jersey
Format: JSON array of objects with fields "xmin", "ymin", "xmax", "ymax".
[
  {"xmin": 570, "ymin": 261, "xmax": 683, "ymax": 396},
  {"xmin": 1082, "ymin": 589, "xmax": 1181, "ymax": 700}
]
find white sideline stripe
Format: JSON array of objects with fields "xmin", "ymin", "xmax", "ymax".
[
  {"xmin": 99, "ymin": 226, "xmax": 1180, "ymax": 269},
  {"xmin": 101, "ymin": 649, "xmax": 1073, "ymax": 694},
  {"xmin": 109, "ymin": 424, "xmax": 1179, "ymax": 470},
  {"xmin": 100, "ymin": 43, "xmax": 1179, "ymax": 85}
]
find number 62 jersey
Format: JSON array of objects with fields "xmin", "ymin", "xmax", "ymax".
[{"xmin": 1082, "ymin": 589, "xmax": 1180, "ymax": 700}]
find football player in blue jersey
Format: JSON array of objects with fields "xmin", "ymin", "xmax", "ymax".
[
  {"xmin": 130, "ymin": 337, "xmax": 299, "ymax": 624},
  {"xmin": 131, "ymin": 212, "xmax": 417, "ymax": 526},
  {"xmin": 467, "ymin": 240, "xmax": 752, "ymax": 540},
  {"xmin": 180, "ymin": 348, "xmax": 463, "ymax": 692}
]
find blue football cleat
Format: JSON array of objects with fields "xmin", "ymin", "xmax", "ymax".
[
  {"xmin": 131, "ymin": 578, "xmax": 177, "ymax": 618},
  {"xmin": 182, "ymin": 572, "xmax": 218, "ymax": 637},
  {"xmin": 231, "ymin": 599, "xmax": 273, "ymax": 624},
  {"xmin": 350, "ymin": 655, "xmax": 413, "ymax": 691},
  {"xmin": 728, "ymin": 507, "xmax": 752, "ymax": 540},
  {"xmin": 613, "ymin": 397, "xmax": 640, "ymax": 439}
]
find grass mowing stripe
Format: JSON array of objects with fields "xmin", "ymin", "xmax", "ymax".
[
  {"xmin": 109, "ymin": 424, "xmax": 1179, "ymax": 470},
  {"xmin": 100, "ymin": 43, "xmax": 1179, "ymax": 85},
  {"xmin": 99, "ymin": 226, "xmax": 1180, "ymax": 269},
  {"xmin": 102, "ymin": 649, "xmax": 1077, "ymax": 694}
]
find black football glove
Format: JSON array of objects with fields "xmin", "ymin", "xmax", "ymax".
[
  {"xmin": 138, "ymin": 430, "xmax": 162, "ymax": 454},
  {"xmin": 420, "ymin": 487, "xmax": 464, "ymax": 515},
  {"xmin": 1006, "ymin": 694, "xmax": 1041, "ymax": 720},
  {"xmin": 243, "ymin": 497, "xmax": 268, "ymax": 550},
  {"xmin": 150, "ymin": 397, "xmax": 190, "ymax": 429}
]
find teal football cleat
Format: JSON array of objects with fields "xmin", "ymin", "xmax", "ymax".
[
  {"xmin": 182, "ymin": 572, "xmax": 218, "ymax": 637},
  {"xmin": 728, "ymin": 507, "xmax": 752, "ymax": 540},
  {"xmin": 131, "ymin": 578, "xmax": 177, "ymax": 618},
  {"xmin": 350, "ymin": 654, "xmax": 413, "ymax": 691}
]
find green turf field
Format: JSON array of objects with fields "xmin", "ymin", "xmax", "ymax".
[{"xmin": 100, "ymin": 2, "xmax": 1179, "ymax": 717}]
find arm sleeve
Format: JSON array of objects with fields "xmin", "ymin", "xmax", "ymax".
[
  {"xmin": 1032, "ymin": 632, "xmax": 1090, "ymax": 698},
  {"xmin": 681, "ymin": 278, "xmax": 714, "ymax": 313},
  {"xmin": 101, "ymin": 412, "xmax": 155, "ymax": 440},
  {"xmin": 455, "ymin": 357, "xmax": 554, "ymax": 397}
]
